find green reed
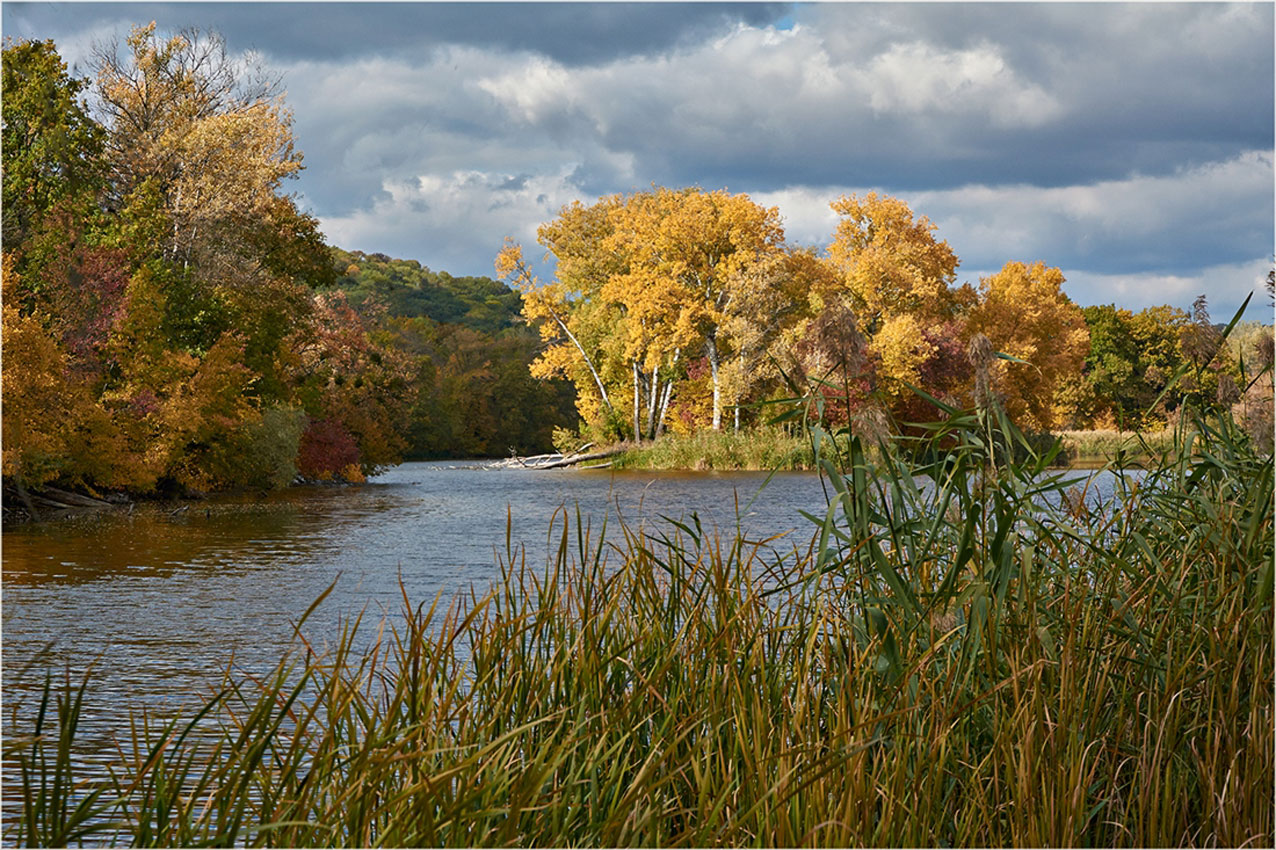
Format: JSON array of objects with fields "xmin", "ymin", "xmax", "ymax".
[{"xmin": 4, "ymin": 399, "xmax": 1272, "ymax": 847}]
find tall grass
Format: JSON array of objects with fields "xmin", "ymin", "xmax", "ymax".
[
  {"xmin": 1058, "ymin": 428, "xmax": 1180, "ymax": 466},
  {"xmin": 612, "ymin": 425, "xmax": 814, "ymax": 470},
  {"xmin": 5, "ymin": 402, "xmax": 1272, "ymax": 846}
]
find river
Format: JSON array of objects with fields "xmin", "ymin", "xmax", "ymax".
[
  {"xmin": 1, "ymin": 460, "xmax": 1117, "ymax": 797},
  {"xmin": 2, "ymin": 464, "xmax": 832, "ymax": 738}
]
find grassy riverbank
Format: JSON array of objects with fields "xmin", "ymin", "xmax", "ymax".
[
  {"xmin": 6, "ymin": 409, "xmax": 1272, "ymax": 847},
  {"xmin": 611, "ymin": 426, "xmax": 815, "ymax": 470},
  {"xmin": 1057, "ymin": 428, "xmax": 1179, "ymax": 466},
  {"xmin": 607, "ymin": 425, "xmax": 1181, "ymax": 471}
]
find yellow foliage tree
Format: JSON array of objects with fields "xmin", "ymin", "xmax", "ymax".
[
  {"xmin": 96, "ymin": 268, "xmax": 265, "ymax": 491},
  {"xmin": 2, "ymin": 254, "xmax": 78, "ymax": 491},
  {"xmin": 825, "ymin": 192, "xmax": 980, "ymax": 418},
  {"xmin": 1, "ymin": 254, "xmax": 130, "ymax": 498},
  {"xmin": 496, "ymin": 209, "xmax": 626, "ymax": 438},
  {"xmin": 94, "ymin": 23, "xmax": 301, "ymax": 275},
  {"xmin": 966, "ymin": 261, "xmax": 1090, "ymax": 430},
  {"xmin": 603, "ymin": 187, "xmax": 787, "ymax": 431},
  {"xmin": 827, "ymin": 192, "xmax": 961, "ymax": 334},
  {"xmin": 719, "ymin": 248, "xmax": 828, "ymax": 429},
  {"xmin": 871, "ymin": 313, "xmax": 937, "ymax": 405}
]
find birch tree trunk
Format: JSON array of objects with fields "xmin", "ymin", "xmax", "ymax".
[
  {"xmin": 632, "ymin": 360, "xmax": 642, "ymax": 443},
  {"xmin": 705, "ymin": 333, "xmax": 722, "ymax": 430},
  {"xmin": 656, "ymin": 377, "xmax": 675, "ymax": 438},
  {"xmin": 645, "ymin": 364, "xmax": 660, "ymax": 439},
  {"xmin": 547, "ymin": 308, "xmax": 613, "ymax": 417}
]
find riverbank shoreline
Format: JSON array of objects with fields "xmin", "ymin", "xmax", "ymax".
[
  {"xmin": 601, "ymin": 426, "xmax": 1181, "ymax": 472},
  {"xmin": 2, "ymin": 427, "xmax": 1180, "ymax": 526},
  {"xmin": 0, "ymin": 475, "xmax": 367, "ymax": 527}
]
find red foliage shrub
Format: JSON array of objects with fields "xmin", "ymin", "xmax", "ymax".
[
  {"xmin": 297, "ymin": 417, "xmax": 360, "ymax": 479},
  {"xmin": 38, "ymin": 242, "xmax": 132, "ymax": 376}
]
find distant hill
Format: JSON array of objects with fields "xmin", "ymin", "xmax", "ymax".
[
  {"xmin": 326, "ymin": 247, "xmax": 577, "ymax": 459},
  {"xmin": 330, "ymin": 248, "xmax": 523, "ymax": 335}
]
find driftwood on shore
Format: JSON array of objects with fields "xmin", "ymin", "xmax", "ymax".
[
  {"xmin": 489, "ymin": 443, "xmax": 628, "ymax": 470},
  {"xmin": 34, "ymin": 486, "xmax": 115, "ymax": 510},
  {"xmin": 3, "ymin": 482, "xmax": 123, "ymax": 524}
]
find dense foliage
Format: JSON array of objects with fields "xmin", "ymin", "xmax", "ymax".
[
  {"xmin": 3, "ymin": 27, "xmax": 1270, "ymax": 506},
  {"xmin": 2, "ymin": 30, "xmax": 391, "ymax": 496},
  {"xmin": 500, "ymin": 190, "xmax": 1271, "ymax": 447},
  {"xmin": 1, "ymin": 31, "xmax": 576, "ymax": 506}
]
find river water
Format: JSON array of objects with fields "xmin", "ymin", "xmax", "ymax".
[
  {"xmin": 1, "ymin": 461, "xmax": 1117, "ymax": 795},
  {"xmin": 2, "ymin": 464, "xmax": 832, "ymax": 737}
]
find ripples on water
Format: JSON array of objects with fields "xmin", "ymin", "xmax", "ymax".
[{"xmin": 2, "ymin": 461, "xmax": 1124, "ymax": 800}]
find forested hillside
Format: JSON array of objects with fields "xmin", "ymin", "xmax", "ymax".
[{"xmin": 328, "ymin": 249, "xmax": 576, "ymax": 459}]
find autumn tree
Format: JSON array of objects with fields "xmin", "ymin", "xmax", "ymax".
[
  {"xmin": 824, "ymin": 192, "xmax": 975, "ymax": 416},
  {"xmin": 288, "ymin": 292, "xmax": 414, "ymax": 477},
  {"xmin": 602, "ymin": 187, "xmax": 788, "ymax": 432},
  {"xmin": 2, "ymin": 255, "xmax": 80, "ymax": 493},
  {"xmin": 503, "ymin": 188, "xmax": 792, "ymax": 438},
  {"xmin": 826, "ymin": 192, "xmax": 964, "ymax": 333},
  {"xmin": 2, "ymin": 32, "xmax": 428, "ymax": 501},
  {"xmin": 965, "ymin": 261, "xmax": 1089, "ymax": 430},
  {"xmin": 719, "ymin": 247, "xmax": 828, "ymax": 429},
  {"xmin": 93, "ymin": 24, "xmax": 299, "ymax": 272},
  {"xmin": 785, "ymin": 293, "xmax": 877, "ymax": 431},
  {"xmin": 497, "ymin": 228, "xmax": 627, "ymax": 439}
]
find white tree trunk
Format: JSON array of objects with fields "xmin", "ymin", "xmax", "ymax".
[
  {"xmin": 656, "ymin": 377, "xmax": 675, "ymax": 438},
  {"xmin": 646, "ymin": 364, "xmax": 660, "ymax": 439},
  {"xmin": 632, "ymin": 360, "xmax": 642, "ymax": 443},
  {"xmin": 548, "ymin": 309, "xmax": 613, "ymax": 416},
  {"xmin": 705, "ymin": 334, "xmax": 722, "ymax": 430}
]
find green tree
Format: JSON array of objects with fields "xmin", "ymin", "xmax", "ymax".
[{"xmin": 1, "ymin": 39, "xmax": 104, "ymax": 248}]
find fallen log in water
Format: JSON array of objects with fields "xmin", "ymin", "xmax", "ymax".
[
  {"xmin": 529, "ymin": 447, "xmax": 626, "ymax": 470},
  {"xmin": 4, "ymin": 483, "xmax": 119, "ymax": 524},
  {"xmin": 491, "ymin": 443, "xmax": 628, "ymax": 470},
  {"xmin": 40, "ymin": 486, "xmax": 113, "ymax": 509}
]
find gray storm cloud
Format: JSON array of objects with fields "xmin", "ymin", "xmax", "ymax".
[{"xmin": 4, "ymin": 2, "xmax": 1271, "ymax": 317}]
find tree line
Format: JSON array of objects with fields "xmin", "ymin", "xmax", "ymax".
[
  {"xmin": 3, "ymin": 26, "xmax": 1271, "ymax": 508},
  {"xmin": 1, "ymin": 28, "xmax": 575, "ymax": 508},
  {"xmin": 499, "ymin": 188, "xmax": 1273, "ymax": 449}
]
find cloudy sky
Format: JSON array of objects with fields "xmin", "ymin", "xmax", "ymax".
[{"xmin": 4, "ymin": 2, "xmax": 1273, "ymax": 319}]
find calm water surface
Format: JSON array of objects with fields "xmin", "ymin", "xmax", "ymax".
[
  {"xmin": 2, "ymin": 461, "xmax": 1118, "ymax": 788},
  {"xmin": 3, "ymin": 464, "xmax": 831, "ymax": 734}
]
